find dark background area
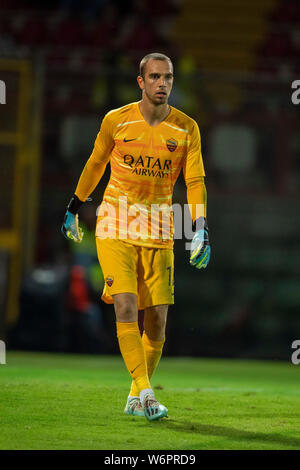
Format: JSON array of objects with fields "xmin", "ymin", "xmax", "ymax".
[{"xmin": 1, "ymin": 0, "xmax": 300, "ymax": 360}]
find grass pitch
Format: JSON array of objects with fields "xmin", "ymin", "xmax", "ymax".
[{"xmin": 1, "ymin": 351, "xmax": 300, "ymax": 450}]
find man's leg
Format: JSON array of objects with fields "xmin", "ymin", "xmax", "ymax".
[
  {"xmin": 129, "ymin": 305, "xmax": 168, "ymax": 398},
  {"xmin": 114, "ymin": 293, "xmax": 152, "ymax": 397},
  {"xmin": 115, "ymin": 294, "xmax": 168, "ymax": 420}
]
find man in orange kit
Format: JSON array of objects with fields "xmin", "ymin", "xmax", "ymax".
[{"xmin": 62, "ymin": 53, "xmax": 211, "ymax": 421}]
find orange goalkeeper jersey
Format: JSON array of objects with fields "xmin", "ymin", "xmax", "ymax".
[{"xmin": 76, "ymin": 101, "xmax": 206, "ymax": 249}]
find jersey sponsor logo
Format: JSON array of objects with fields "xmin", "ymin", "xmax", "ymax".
[
  {"xmin": 123, "ymin": 154, "xmax": 172, "ymax": 178},
  {"xmin": 166, "ymin": 138, "xmax": 178, "ymax": 152},
  {"xmin": 123, "ymin": 137, "xmax": 137, "ymax": 142},
  {"xmin": 131, "ymin": 168, "xmax": 169, "ymax": 178},
  {"xmin": 106, "ymin": 276, "xmax": 114, "ymax": 287}
]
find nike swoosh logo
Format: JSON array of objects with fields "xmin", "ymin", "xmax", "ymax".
[
  {"xmin": 123, "ymin": 138, "xmax": 137, "ymax": 142},
  {"xmin": 130, "ymin": 364, "xmax": 141, "ymax": 374}
]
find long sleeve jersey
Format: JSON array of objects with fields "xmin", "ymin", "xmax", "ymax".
[{"xmin": 75, "ymin": 101, "xmax": 207, "ymax": 249}]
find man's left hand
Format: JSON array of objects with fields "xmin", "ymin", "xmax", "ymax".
[{"xmin": 190, "ymin": 218, "xmax": 211, "ymax": 269}]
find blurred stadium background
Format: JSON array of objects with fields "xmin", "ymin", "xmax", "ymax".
[{"xmin": 1, "ymin": 0, "xmax": 300, "ymax": 360}]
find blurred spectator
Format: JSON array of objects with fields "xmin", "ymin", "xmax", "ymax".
[
  {"xmin": 59, "ymin": 0, "xmax": 109, "ymax": 19},
  {"xmin": 50, "ymin": 12, "xmax": 89, "ymax": 46},
  {"xmin": 116, "ymin": 0, "xmax": 169, "ymax": 53},
  {"xmin": 64, "ymin": 203, "xmax": 108, "ymax": 353},
  {"xmin": 89, "ymin": 2, "xmax": 119, "ymax": 49},
  {"xmin": 10, "ymin": 265, "xmax": 68, "ymax": 352},
  {"xmin": 14, "ymin": 15, "xmax": 49, "ymax": 47},
  {"xmin": 70, "ymin": 203, "xmax": 104, "ymax": 295},
  {"xmin": 121, "ymin": 17, "xmax": 164, "ymax": 52},
  {"xmin": 270, "ymin": 0, "xmax": 300, "ymax": 24},
  {"xmin": 259, "ymin": 32, "xmax": 294, "ymax": 59},
  {"xmin": 169, "ymin": 55, "xmax": 199, "ymax": 117}
]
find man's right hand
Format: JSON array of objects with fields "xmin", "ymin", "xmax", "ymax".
[
  {"xmin": 61, "ymin": 210, "xmax": 83, "ymax": 243},
  {"xmin": 61, "ymin": 194, "xmax": 85, "ymax": 243}
]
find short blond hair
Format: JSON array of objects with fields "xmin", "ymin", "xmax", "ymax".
[{"xmin": 139, "ymin": 53, "xmax": 173, "ymax": 78}]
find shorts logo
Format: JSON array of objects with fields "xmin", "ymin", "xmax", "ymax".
[
  {"xmin": 166, "ymin": 138, "xmax": 178, "ymax": 152},
  {"xmin": 106, "ymin": 276, "xmax": 114, "ymax": 287}
]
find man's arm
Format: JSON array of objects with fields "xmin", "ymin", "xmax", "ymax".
[
  {"xmin": 74, "ymin": 114, "xmax": 114, "ymax": 202},
  {"xmin": 186, "ymin": 175, "xmax": 207, "ymax": 222},
  {"xmin": 183, "ymin": 121, "xmax": 211, "ymax": 269},
  {"xmin": 61, "ymin": 114, "xmax": 114, "ymax": 242}
]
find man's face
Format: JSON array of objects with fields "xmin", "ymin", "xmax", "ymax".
[{"xmin": 138, "ymin": 59, "xmax": 174, "ymax": 105}]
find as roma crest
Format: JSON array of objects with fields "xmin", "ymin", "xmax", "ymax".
[
  {"xmin": 106, "ymin": 276, "xmax": 114, "ymax": 287},
  {"xmin": 166, "ymin": 138, "xmax": 178, "ymax": 152}
]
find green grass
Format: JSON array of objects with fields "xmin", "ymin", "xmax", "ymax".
[{"xmin": 1, "ymin": 351, "xmax": 300, "ymax": 450}]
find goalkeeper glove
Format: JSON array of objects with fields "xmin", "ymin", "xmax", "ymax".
[
  {"xmin": 61, "ymin": 194, "xmax": 85, "ymax": 243},
  {"xmin": 190, "ymin": 217, "xmax": 211, "ymax": 269}
]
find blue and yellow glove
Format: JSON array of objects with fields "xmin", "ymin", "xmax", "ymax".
[
  {"xmin": 61, "ymin": 195, "xmax": 85, "ymax": 243},
  {"xmin": 190, "ymin": 217, "xmax": 211, "ymax": 269}
]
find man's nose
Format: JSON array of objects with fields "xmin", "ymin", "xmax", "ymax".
[{"xmin": 158, "ymin": 76, "xmax": 167, "ymax": 87}]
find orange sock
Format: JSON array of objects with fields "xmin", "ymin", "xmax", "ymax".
[
  {"xmin": 129, "ymin": 332, "xmax": 165, "ymax": 397},
  {"xmin": 116, "ymin": 321, "xmax": 151, "ymax": 394}
]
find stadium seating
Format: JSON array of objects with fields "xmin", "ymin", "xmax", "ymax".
[{"xmin": 3, "ymin": 0, "xmax": 300, "ymax": 359}]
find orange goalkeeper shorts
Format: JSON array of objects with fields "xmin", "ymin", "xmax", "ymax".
[{"xmin": 96, "ymin": 237, "xmax": 174, "ymax": 309}]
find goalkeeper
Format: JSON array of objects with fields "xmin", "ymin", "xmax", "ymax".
[{"xmin": 61, "ymin": 53, "xmax": 211, "ymax": 421}]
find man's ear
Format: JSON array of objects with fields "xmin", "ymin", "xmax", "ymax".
[{"xmin": 137, "ymin": 75, "xmax": 144, "ymax": 91}]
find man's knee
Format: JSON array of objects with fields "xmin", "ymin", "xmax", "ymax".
[
  {"xmin": 144, "ymin": 305, "xmax": 168, "ymax": 341},
  {"xmin": 113, "ymin": 293, "xmax": 138, "ymax": 322}
]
